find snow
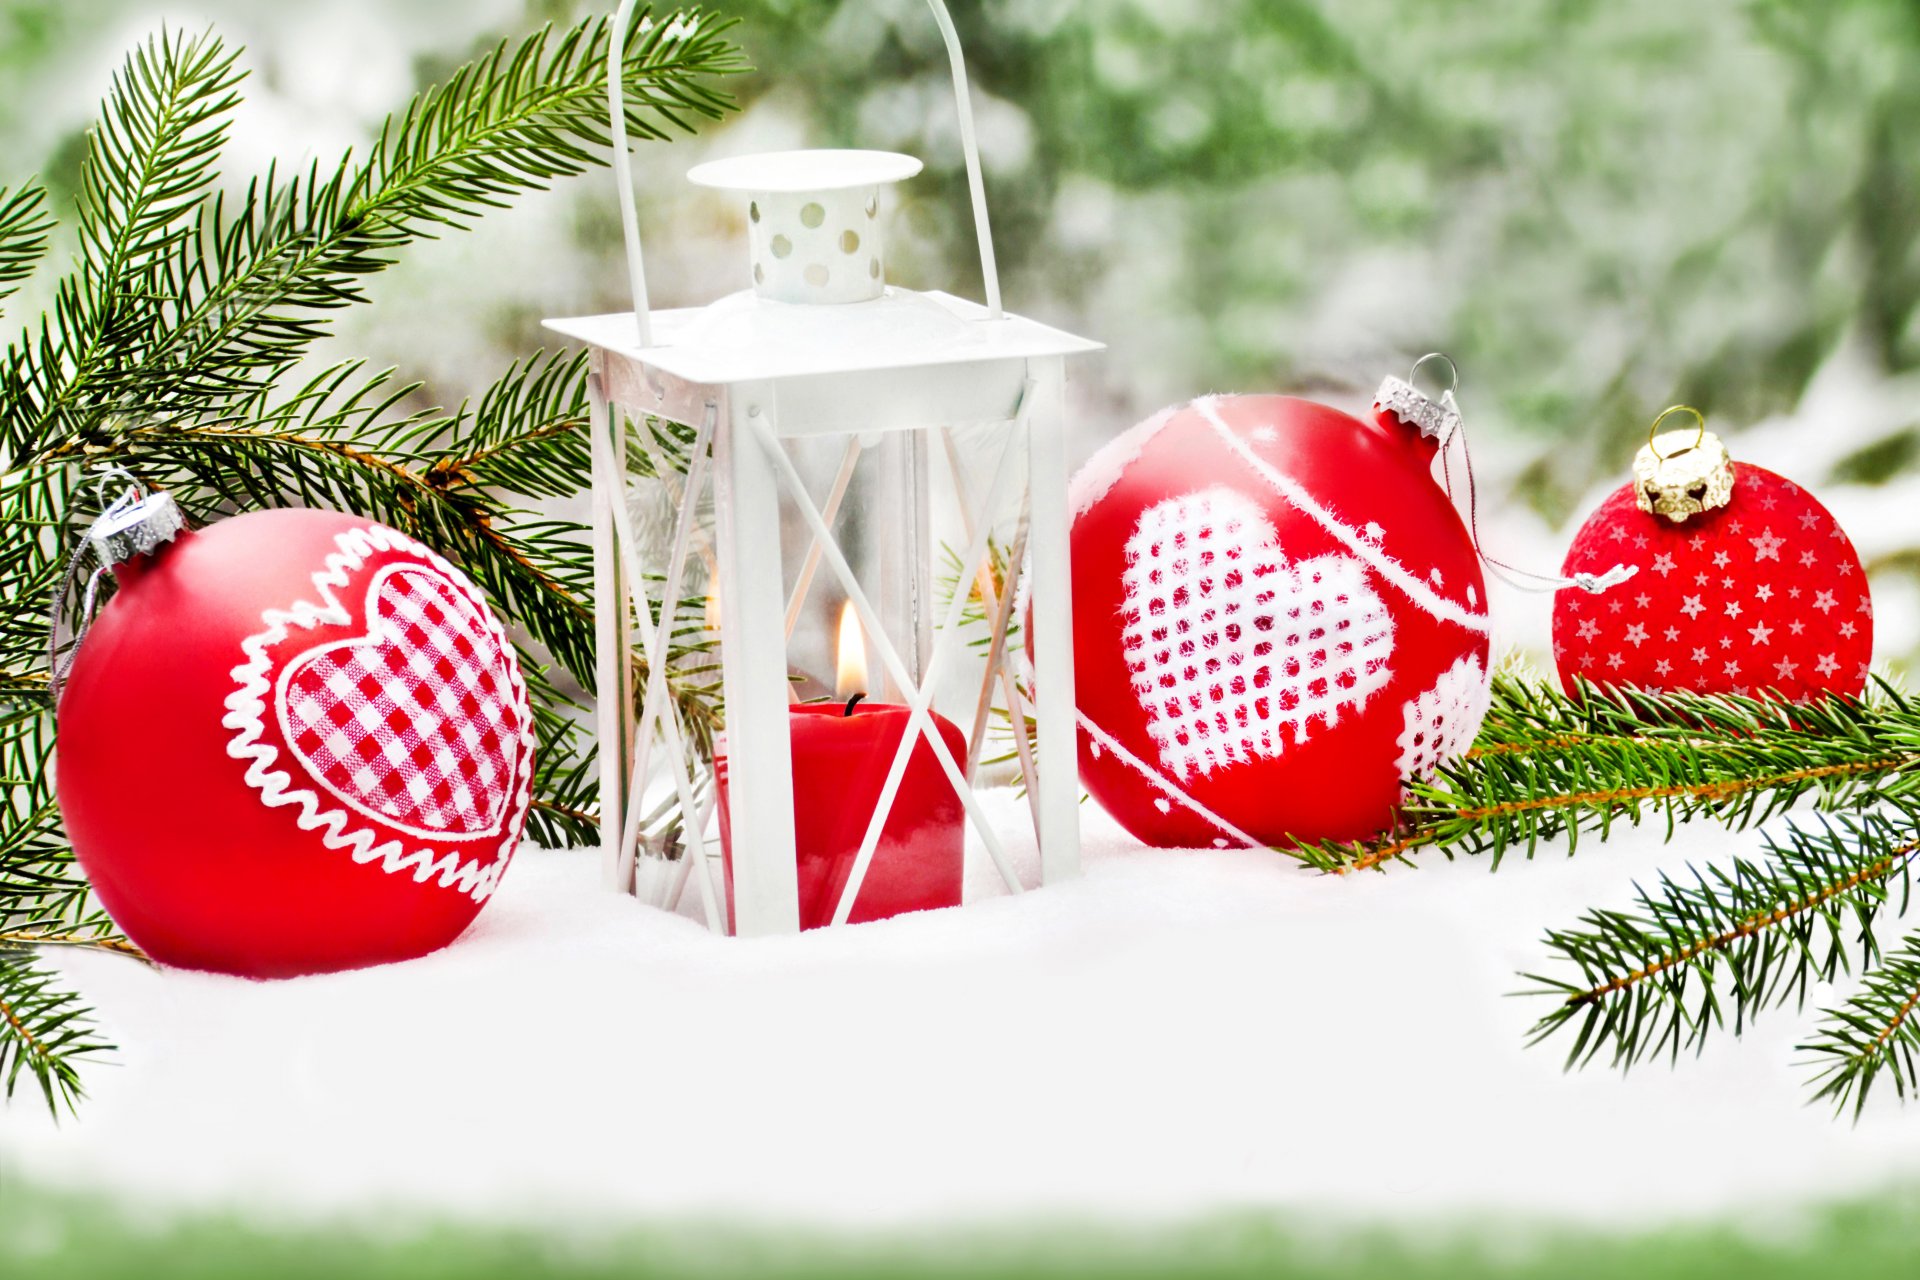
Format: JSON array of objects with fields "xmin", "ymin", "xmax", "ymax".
[{"xmin": 7, "ymin": 793, "xmax": 1920, "ymax": 1233}]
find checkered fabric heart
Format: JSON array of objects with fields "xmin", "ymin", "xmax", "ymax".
[
  {"xmin": 1121, "ymin": 487, "xmax": 1396, "ymax": 780},
  {"xmin": 280, "ymin": 566, "xmax": 523, "ymax": 837}
]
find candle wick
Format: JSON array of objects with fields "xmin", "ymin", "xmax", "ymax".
[{"xmin": 843, "ymin": 693, "xmax": 866, "ymax": 717}]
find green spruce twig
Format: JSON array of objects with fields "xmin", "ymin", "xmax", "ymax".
[
  {"xmin": 1295, "ymin": 675, "xmax": 1918, "ymax": 873},
  {"xmin": 1804, "ymin": 929, "xmax": 1920, "ymax": 1117}
]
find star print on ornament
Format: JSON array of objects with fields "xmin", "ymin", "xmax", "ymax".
[
  {"xmin": 1552, "ymin": 462, "xmax": 1871, "ymax": 701},
  {"xmin": 1120, "ymin": 487, "xmax": 1395, "ymax": 780}
]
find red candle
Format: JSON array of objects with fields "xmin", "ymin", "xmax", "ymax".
[{"xmin": 714, "ymin": 605, "xmax": 965, "ymax": 931}]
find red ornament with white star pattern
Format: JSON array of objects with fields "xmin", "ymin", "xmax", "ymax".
[{"xmin": 1553, "ymin": 442, "xmax": 1871, "ymax": 700}]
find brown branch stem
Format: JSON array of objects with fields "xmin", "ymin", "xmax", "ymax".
[
  {"xmin": 1335, "ymin": 754, "xmax": 1913, "ymax": 876},
  {"xmin": 529, "ymin": 798, "xmax": 597, "ymax": 829},
  {"xmin": 1563, "ymin": 842, "xmax": 1919, "ymax": 1009},
  {"xmin": 0, "ymin": 930, "xmax": 147, "ymax": 960}
]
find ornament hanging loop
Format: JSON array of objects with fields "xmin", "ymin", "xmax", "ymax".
[
  {"xmin": 92, "ymin": 464, "xmax": 145, "ymax": 510},
  {"xmin": 1377, "ymin": 353, "xmax": 1637, "ymax": 598},
  {"xmin": 1408, "ymin": 351, "xmax": 1460, "ymax": 398},
  {"xmin": 1375, "ymin": 354, "xmax": 1462, "ymax": 449},
  {"xmin": 1635, "ymin": 405, "xmax": 1734, "ymax": 522},
  {"xmin": 1646, "ymin": 405, "xmax": 1708, "ymax": 460}
]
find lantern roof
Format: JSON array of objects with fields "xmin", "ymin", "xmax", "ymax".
[{"xmin": 542, "ymin": 290, "xmax": 1101, "ymax": 387}]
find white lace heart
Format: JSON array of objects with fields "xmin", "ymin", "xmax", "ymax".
[{"xmin": 1120, "ymin": 487, "xmax": 1395, "ymax": 779}]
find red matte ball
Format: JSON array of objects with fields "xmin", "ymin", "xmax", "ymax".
[
  {"xmin": 55, "ymin": 508, "xmax": 535, "ymax": 977},
  {"xmin": 1064, "ymin": 395, "xmax": 1494, "ymax": 850}
]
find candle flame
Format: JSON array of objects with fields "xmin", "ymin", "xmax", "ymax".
[{"xmin": 834, "ymin": 601, "xmax": 868, "ymax": 700}]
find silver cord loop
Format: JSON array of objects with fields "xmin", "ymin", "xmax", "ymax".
[{"xmin": 1425, "ymin": 365, "xmax": 1636, "ymax": 598}]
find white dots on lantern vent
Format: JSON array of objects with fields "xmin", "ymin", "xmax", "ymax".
[
  {"xmin": 840, "ymin": 230, "xmax": 861, "ymax": 255},
  {"xmin": 800, "ymin": 202, "xmax": 826, "ymax": 229},
  {"xmin": 870, "ymin": 258, "xmax": 882, "ymax": 280},
  {"xmin": 749, "ymin": 201, "xmax": 761, "ymax": 223},
  {"xmin": 770, "ymin": 235, "xmax": 793, "ymax": 259},
  {"xmin": 805, "ymin": 264, "xmax": 830, "ymax": 288}
]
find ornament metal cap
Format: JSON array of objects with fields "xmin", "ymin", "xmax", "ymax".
[
  {"xmin": 85, "ymin": 485, "xmax": 185, "ymax": 567},
  {"xmin": 1632, "ymin": 406, "xmax": 1734, "ymax": 523},
  {"xmin": 1374, "ymin": 353, "xmax": 1461, "ymax": 448}
]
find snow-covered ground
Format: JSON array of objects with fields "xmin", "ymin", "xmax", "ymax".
[{"xmin": 6, "ymin": 794, "xmax": 1920, "ymax": 1233}]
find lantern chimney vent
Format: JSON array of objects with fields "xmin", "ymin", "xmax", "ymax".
[{"xmin": 689, "ymin": 149, "xmax": 922, "ymax": 306}]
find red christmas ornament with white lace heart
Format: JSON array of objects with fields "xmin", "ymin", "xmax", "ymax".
[
  {"xmin": 1065, "ymin": 377, "xmax": 1494, "ymax": 850},
  {"xmin": 54, "ymin": 500, "xmax": 535, "ymax": 978},
  {"xmin": 1553, "ymin": 407, "xmax": 1872, "ymax": 700}
]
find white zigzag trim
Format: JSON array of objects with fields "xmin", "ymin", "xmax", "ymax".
[
  {"xmin": 1193, "ymin": 396, "xmax": 1492, "ymax": 636},
  {"xmin": 222, "ymin": 523, "xmax": 534, "ymax": 903}
]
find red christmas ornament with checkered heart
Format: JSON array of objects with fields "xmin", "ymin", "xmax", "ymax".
[
  {"xmin": 1553, "ymin": 410, "xmax": 1872, "ymax": 700},
  {"xmin": 55, "ymin": 506, "xmax": 535, "ymax": 978},
  {"xmin": 1064, "ymin": 388, "xmax": 1494, "ymax": 851}
]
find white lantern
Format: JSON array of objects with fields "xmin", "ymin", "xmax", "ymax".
[{"xmin": 545, "ymin": 0, "xmax": 1102, "ymax": 936}]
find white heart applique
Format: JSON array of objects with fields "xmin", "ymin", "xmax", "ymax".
[
  {"xmin": 274, "ymin": 564, "xmax": 525, "ymax": 841},
  {"xmin": 1394, "ymin": 652, "xmax": 1492, "ymax": 790},
  {"xmin": 1121, "ymin": 487, "xmax": 1395, "ymax": 780}
]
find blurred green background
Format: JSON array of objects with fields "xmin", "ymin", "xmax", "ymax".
[
  {"xmin": 6, "ymin": 1176, "xmax": 1920, "ymax": 1278},
  {"xmin": 7, "ymin": 0, "xmax": 1920, "ymax": 662}
]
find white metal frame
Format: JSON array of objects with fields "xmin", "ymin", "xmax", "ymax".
[{"xmin": 551, "ymin": 0, "xmax": 1100, "ymax": 936}]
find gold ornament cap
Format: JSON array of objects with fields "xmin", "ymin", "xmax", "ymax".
[{"xmin": 1632, "ymin": 406, "xmax": 1734, "ymax": 523}]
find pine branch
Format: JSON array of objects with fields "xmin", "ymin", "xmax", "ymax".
[
  {"xmin": 1522, "ymin": 809, "xmax": 1920, "ymax": 1072},
  {"xmin": 87, "ymin": 11, "xmax": 738, "ymax": 443},
  {"xmin": 0, "ymin": 183, "xmax": 53, "ymax": 308},
  {"xmin": 0, "ymin": 949, "xmax": 112, "ymax": 1115},
  {"xmin": 1803, "ymin": 931, "xmax": 1920, "ymax": 1117},
  {"xmin": 5, "ymin": 10, "xmax": 744, "ymax": 461},
  {"xmin": 0, "ymin": 701, "xmax": 91, "ymax": 928},
  {"xmin": 4, "ymin": 28, "xmax": 245, "ymax": 452},
  {"xmin": 1295, "ymin": 676, "xmax": 1920, "ymax": 873},
  {"xmin": 522, "ymin": 666, "xmax": 603, "ymax": 850}
]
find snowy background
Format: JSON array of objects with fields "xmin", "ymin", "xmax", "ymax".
[{"xmin": 6, "ymin": 0, "xmax": 1920, "ymax": 1238}]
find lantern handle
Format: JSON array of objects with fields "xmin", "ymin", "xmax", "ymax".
[
  {"xmin": 607, "ymin": 0, "xmax": 656, "ymax": 348},
  {"xmin": 925, "ymin": 0, "xmax": 1004, "ymax": 319},
  {"xmin": 605, "ymin": 0, "xmax": 1006, "ymax": 342}
]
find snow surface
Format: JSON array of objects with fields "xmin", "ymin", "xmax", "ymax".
[{"xmin": 6, "ymin": 793, "xmax": 1920, "ymax": 1233}]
